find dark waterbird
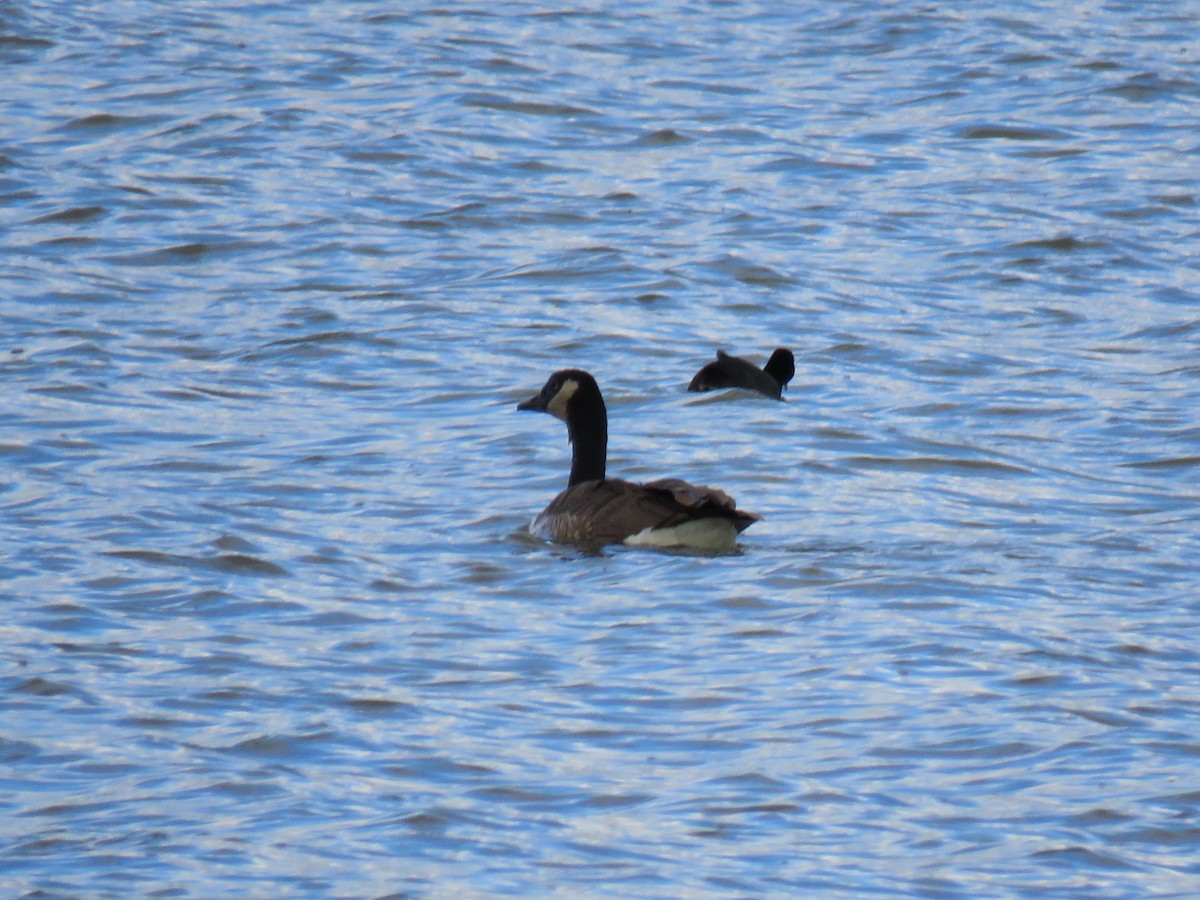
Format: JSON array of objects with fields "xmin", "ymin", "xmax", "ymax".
[
  {"xmin": 517, "ymin": 369, "xmax": 760, "ymax": 551},
  {"xmin": 687, "ymin": 347, "xmax": 795, "ymax": 399}
]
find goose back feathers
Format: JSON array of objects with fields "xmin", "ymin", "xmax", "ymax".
[
  {"xmin": 688, "ymin": 348, "xmax": 795, "ymax": 398},
  {"xmin": 518, "ymin": 370, "xmax": 759, "ymax": 551}
]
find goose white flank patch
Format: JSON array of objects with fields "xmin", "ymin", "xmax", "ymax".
[
  {"xmin": 687, "ymin": 347, "xmax": 795, "ymax": 399},
  {"xmin": 517, "ymin": 369, "xmax": 760, "ymax": 551}
]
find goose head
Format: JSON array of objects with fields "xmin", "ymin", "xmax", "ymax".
[
  {"xmin": 518, "ymin": 369, "xmax": 608, "ymax": 486},
  {"xmin": 517, "ymin": 369, "xmax": 594, "ymax": 421}
]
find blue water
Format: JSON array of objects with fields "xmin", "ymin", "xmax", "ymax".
[{"xmin": 3, "ymin": 2, "xmax": 1200, "ymax": 896}]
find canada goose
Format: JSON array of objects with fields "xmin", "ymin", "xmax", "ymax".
[
  {"xmin": 517, "ymin": 369, "xmax": 760, "ymax": 551},
  {"xmin": 687, "ymin": 347, "xmax": 795, "ymax": 399}
]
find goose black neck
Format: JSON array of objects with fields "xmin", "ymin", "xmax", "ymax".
[{"xmin": 566, "ymin": 383, "xmax": 607, "ymax": 486}]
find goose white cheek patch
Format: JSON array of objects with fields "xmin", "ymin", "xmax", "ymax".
[{"xmin": 545, "ymin": 378, "xmax": 579, "ymax": 421}]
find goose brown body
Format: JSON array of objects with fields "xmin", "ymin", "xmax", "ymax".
[
  {"xmin": 687, "ymin": 348, "xmax": 795, "ymax": 399},
  {"xmin": 518, "ymin": 369, "xmax": 759, "ymax": 550},
  {"xmin": 530, "ymin": 476, "xmax": 758, "ymax": 546}
]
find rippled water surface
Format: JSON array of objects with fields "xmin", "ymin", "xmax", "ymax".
[{"xmin": 4, "ymin": 1, "xmax": 1200, "ymax": 896}]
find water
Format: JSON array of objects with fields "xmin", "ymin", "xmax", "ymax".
[{"xmin": 3, "ymin": 1, "xmax": 1200, "ymax": 896}]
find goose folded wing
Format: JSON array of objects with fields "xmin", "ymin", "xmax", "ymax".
[{"xmin": 642, "ymin": 478, "xmax": 761, "ymax": 530}]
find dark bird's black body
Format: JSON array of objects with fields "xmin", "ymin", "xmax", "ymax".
[{"xmin": 688, "ymin": 348, "xmax": 795, "ymax": 399}]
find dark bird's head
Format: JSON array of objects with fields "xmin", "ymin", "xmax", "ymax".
[{"xmin": 764, "ymin": 348, "xmax": 795, "ymax": 390}]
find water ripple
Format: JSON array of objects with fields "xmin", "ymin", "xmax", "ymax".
[{"xmin": 2, "ymin": 1, "xmax": 1199, "ymax": 897}]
